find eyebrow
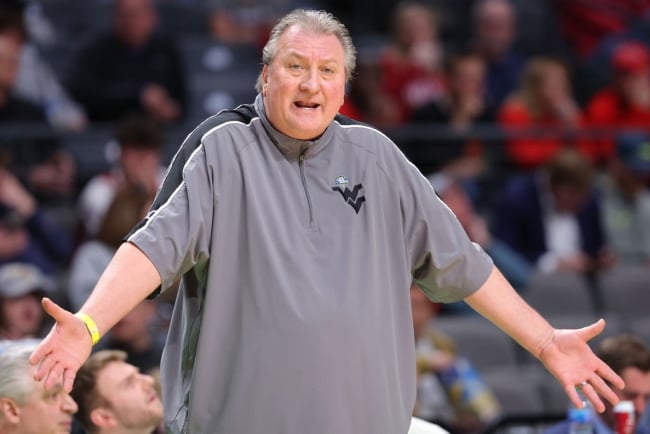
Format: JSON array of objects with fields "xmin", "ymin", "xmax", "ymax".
[{"xmin": 284, "ymin": 51, "xmax": 340, "ymax": 65}]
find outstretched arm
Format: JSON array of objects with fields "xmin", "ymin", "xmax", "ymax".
[
  {"xmin": 29, "ymin": 242, "xmax": 161, "ymax": 392},
  {"xmin": 465, "ymin": 266, "xmax": 624, "ymax": 412}
]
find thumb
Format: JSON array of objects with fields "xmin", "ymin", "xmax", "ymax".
[
  {"xmin": 41, "ymin": 297, "xmax": 70, "ymax": 323},
  {"xmin": 577, "ymin": 318, "xmax": 606, "ymax": 342}
]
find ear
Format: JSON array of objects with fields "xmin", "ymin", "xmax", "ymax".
[
  {"xmin": 90, "ymin": 407, "xmax": 118, "ymax": 428},
  {"xmin": 0, "ymin": 397, "xmax": 21, "ymax": 425},
  {"xmin": 261, "ymin": 65, "xmax": 269, "ymax": 95}
]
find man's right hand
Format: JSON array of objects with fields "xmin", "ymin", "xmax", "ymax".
[{"xmin": 29, "ymin": 298, "xmax": 93, "ymax": 393}]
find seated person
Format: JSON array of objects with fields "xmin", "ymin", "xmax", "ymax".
[
  {"xmin": 0, "ymin": 31, "xmax": 76, "ymax": 200},
  {"xmin": 599, "ymin": 133, "xmax": 650, "ymax": 266},
  {"xmin": 493, "ymin": 149, "xmax": 613, "ymax": 274},
  {"xmin": 498, "ymin": 57, "xmax": 584, "ymax": 169},
  {"xmin": 0, "ymin": 340, "xmax": 78, "ymax": 433},
  {"xmin": 585, "ymin": 41, "xmax": 650, "ymax": 164},
  {"xmin": 76, "ymin": 113, "xmax": 165, "ymax": 240},
  {"xmin": 67, "ymin": 0, "xmax": 185, "ymax": 124},
  {"xmin": 0, "ymin": 169, "xmax": 72, "ymax": 275},
  {"xmin": 543, "ymin": 334, "xmax": 650, "ymax": 434},
  {"xmin": 70, "ymin": 349, "xmax": 164, "ymax": 434},
  {"xmin": 0, "ymin": 262, "xmax": 54, "ymax": 341}
]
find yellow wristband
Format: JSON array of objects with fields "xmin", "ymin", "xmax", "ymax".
[{"xmin": 75, "ymin": 312, "xmax": 100, "ymax": 345}]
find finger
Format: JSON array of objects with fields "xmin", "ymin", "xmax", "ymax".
[
  {"xmin": 597, "ymin": 362, "xmax": 626, "ymax": 391},
  {"xmin": 44, "ymin": 361, "xmax": 65, "ymax": 390},
  {"xmin": 63, "ymin": 368, "xmax": 76, "ymax": 394},
  {"xmin": 33, "ymin": 350, "xmax": 57, "ymax": 381},
  {"xmin": 587, "ymin": 374, "xmax": 620, "ymax": 410},
  {"xmin": 576, "ymin": 318, "xmax": 606, "ymax": 342},
  {"xmin": 28, "ymin": 339, "xmax": 51, "ymax": 367},
  {"xmin": 564, "ymin": 383, "xmax": 584, "ymax": 409},
  {"xmin": 580, "ymin": 381, "xmax": 605, "ymax": 413},
  {"xmin": 41, "ymin": 297, "xmax": 69, "ymax": 322}
]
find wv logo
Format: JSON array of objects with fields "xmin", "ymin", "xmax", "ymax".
[{"xmin": 332, "ymin": 183, "xmax": 365, "ymax": 214}]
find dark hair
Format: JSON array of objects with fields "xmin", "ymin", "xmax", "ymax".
[
  {"xmin": 116, "ymin": 113, "xmax": 163, "ymax": 150},
  {"xmin": 547, "ymin": 148, "xmax": 594, "ymax": 190},
  {"xmin": 597, "ymin": 334, "xmax": 650, "ymax": 376}
]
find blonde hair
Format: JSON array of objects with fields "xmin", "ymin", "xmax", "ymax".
[{"xmin": 515, "ymin": 57, "xmax": 569, "ymax": 119}]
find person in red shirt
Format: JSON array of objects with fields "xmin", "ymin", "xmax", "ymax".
[
  {"xmin": 378, "ymin": 1, "xmax": 447, "ymax": 124},
  {"xmin": 498, "ymin": 57, "xmax": 583, "ymax": 169},
  {"xmin": 585, "ymin": 41, "xmax": 650, "ymax": 162}
]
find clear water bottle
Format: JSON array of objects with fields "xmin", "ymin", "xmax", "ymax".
[{"xmin": 568, "ymin": 402, "xmax": 594, "ymax": 434}]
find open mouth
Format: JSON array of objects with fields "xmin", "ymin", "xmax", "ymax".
[{"xmin": 294, "ymin": 101, "xmax": 320, "ymax": 109}]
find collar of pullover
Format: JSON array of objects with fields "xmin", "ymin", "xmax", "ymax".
[{"xmin": 254, "ymin": 94, "xmax": 333, "ymax": 160}]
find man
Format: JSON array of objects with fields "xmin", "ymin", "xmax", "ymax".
[
  {"xmin": 76, "ymin": 113, "xmax": 165, "ymax": 241},
  {"xmin": 67, "ymin": 0, "xmax": 185, "ymax": 123},
  {"xmin": 0, "ymin": 262, "xmax": 55, "ymax": 340},
  {"xmin": 70, "ymin": 350, "xmax": 163, "ymax": 434},
  {"xmin": 543, "ymin": 334, "xmax": 650, "ymax": 434},
  {"xmin": 0, "ymin": 341, "xmax": 77, "ymax": 433},
  {"xmin": 31, "ymin": 9, "xmax": 623, "ymax": 434}
]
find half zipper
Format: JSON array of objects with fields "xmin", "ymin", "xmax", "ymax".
[{"xmin": 299, "ymin": 150, "xmax": 315, "ymax": 226}]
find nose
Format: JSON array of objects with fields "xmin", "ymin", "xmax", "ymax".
[
  {"xmin": 62, "ymin": 393, "xmax": 78, "ymax": 414},
  {"xmin": 299, "ymin": 68, "xmax": 318, "ymax": 93}
]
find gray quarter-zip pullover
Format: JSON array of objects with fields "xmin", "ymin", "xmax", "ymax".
[{"xmin": 127, "ymin": 94, "xmax": 493, "ymax": 434}]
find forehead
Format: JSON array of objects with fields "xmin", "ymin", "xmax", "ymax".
[
  {"xmin": 621, "ymin": 367, "xmax": 650, "ymax": 390},
  {"xmin": 96, "ymin": 361, "xmax": 135, "ymax": 392},
  {"xmin": 275, "ymin": 27, "xmax": 345, "ymax": 62}
]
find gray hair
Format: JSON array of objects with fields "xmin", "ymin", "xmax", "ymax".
[
  {"xmin": 255, "ymin": 9, "xmax": 357, "ymax": 92},
  {"xmin": 0, "ymin": 341, "xmax": 38, "ymax": 407}
]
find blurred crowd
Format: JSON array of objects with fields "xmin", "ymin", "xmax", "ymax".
[{"xmin": 2, "ymin": 0, "xmax": 650, "ymax": 432}]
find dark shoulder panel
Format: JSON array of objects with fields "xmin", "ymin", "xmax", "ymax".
[{"xmin": 131, "ymin": 104, "xmax": 256, "ymax": 228}]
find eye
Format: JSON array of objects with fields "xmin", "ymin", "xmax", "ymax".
[
  {"xmin": 289, "ymin": 63, "xmax": 302, "ymax": 70},
  {"xmin": 322, "ymin": 67, "xmax": 334, "ymax": 74}
]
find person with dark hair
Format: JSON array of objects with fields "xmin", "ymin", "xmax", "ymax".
[
  {"xmin": 494, "ymin": 148, "xmax": 613, "ymax": 273},
  {"xmin": 543, "ymin": 334, "xmax": 650, "ymax": 434},
  {"xmin": 67, "ymin": 0, "xmax": 186, "ymax": 123},
  {"xmin": 76, "ymin": 113, "xmax": 165, "ymax": 240},
  {"xmin": 70, "ymin": 350, "xmax": 163, "ymax": 434},
  {"xmin": 32, "ymin": 9, "xmax": 623, "ymax": 434}
]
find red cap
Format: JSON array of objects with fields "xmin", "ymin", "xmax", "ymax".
[{"xmin": 612, "ymin": 41, "xmax": 650, "ymax": 73}]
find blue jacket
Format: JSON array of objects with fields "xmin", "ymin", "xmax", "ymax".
[{"xmin": 493, "ymin": 173, "xmax": 606, "ymax": 265}]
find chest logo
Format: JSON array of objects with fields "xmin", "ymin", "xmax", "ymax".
[{"xmin": 332, "ymin": 177, "xmax": 365, "ymax": 214}]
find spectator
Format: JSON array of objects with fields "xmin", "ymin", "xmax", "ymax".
[
  {"xmin": 0, "ymin": 263, "xmax": 54, "ymax": 341},
  {"xmin": 413, "ymin": 52, "xmax": 493, "ymax": 130},
  {"xmin": 378, "ymin": 1, "xmax": 447, "ymax": 124},
  {"xmin": 599, "ymin": 133, "xmax": 650, "ymax": 266},
  {"xmin": 67, "ymin": 0, "xmax": 186, "ymax": 124},
  {"xmin": 543, "ymin": 334, "xmax": 650, "ymax": 434},
  {"xmin": 469, "ymin": 0, "xmax": 525, "ymax": 110},
  {"xmin": 411, "ymin": 283, "xmax": 501, "ymax": 433},
  {"xmin": 0, "ymin": 169, "xmax": 72, "ymax": 274},
  {"xmin": 553, "ymin": 0, "xmax": 650, "ymax": 60},
  {"xmin": 0, "ymin": 340, "xmax": 78, "ymax": 433},
  {"xmin": 410, "ymin": 53, "xmax": 493, "ymax": 186},
  {"xmin": 70, "ymin": 183, "xmax": 153, "ymax": 310},
  {"xmin": 498, "ymin": 57, "xmax": 584, "ymax": 169},
  {"xmin": 429, "ymin": 173, "xmax": 533, "ymax": 290},
  {"xmin": 493, "ymin": 149, "xmax": 613, "ymax": 274},
  {"xmin": 76, "ymin": 113, "xmax": 165, "ymax": 241},
  {"xmin": 0, "ymin": 1, "xmax": 86, "ymax": 132},
  {"xmin": 585, "ymin": 41, "xmax": 650, "ymax": 162},
  {"xmin": 70, "ymin": 350, "xmax": 164, "ymax": 434},
  {"xmin": 0, "ymin": 30, "xmax": 76, "ymax": 201}
]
